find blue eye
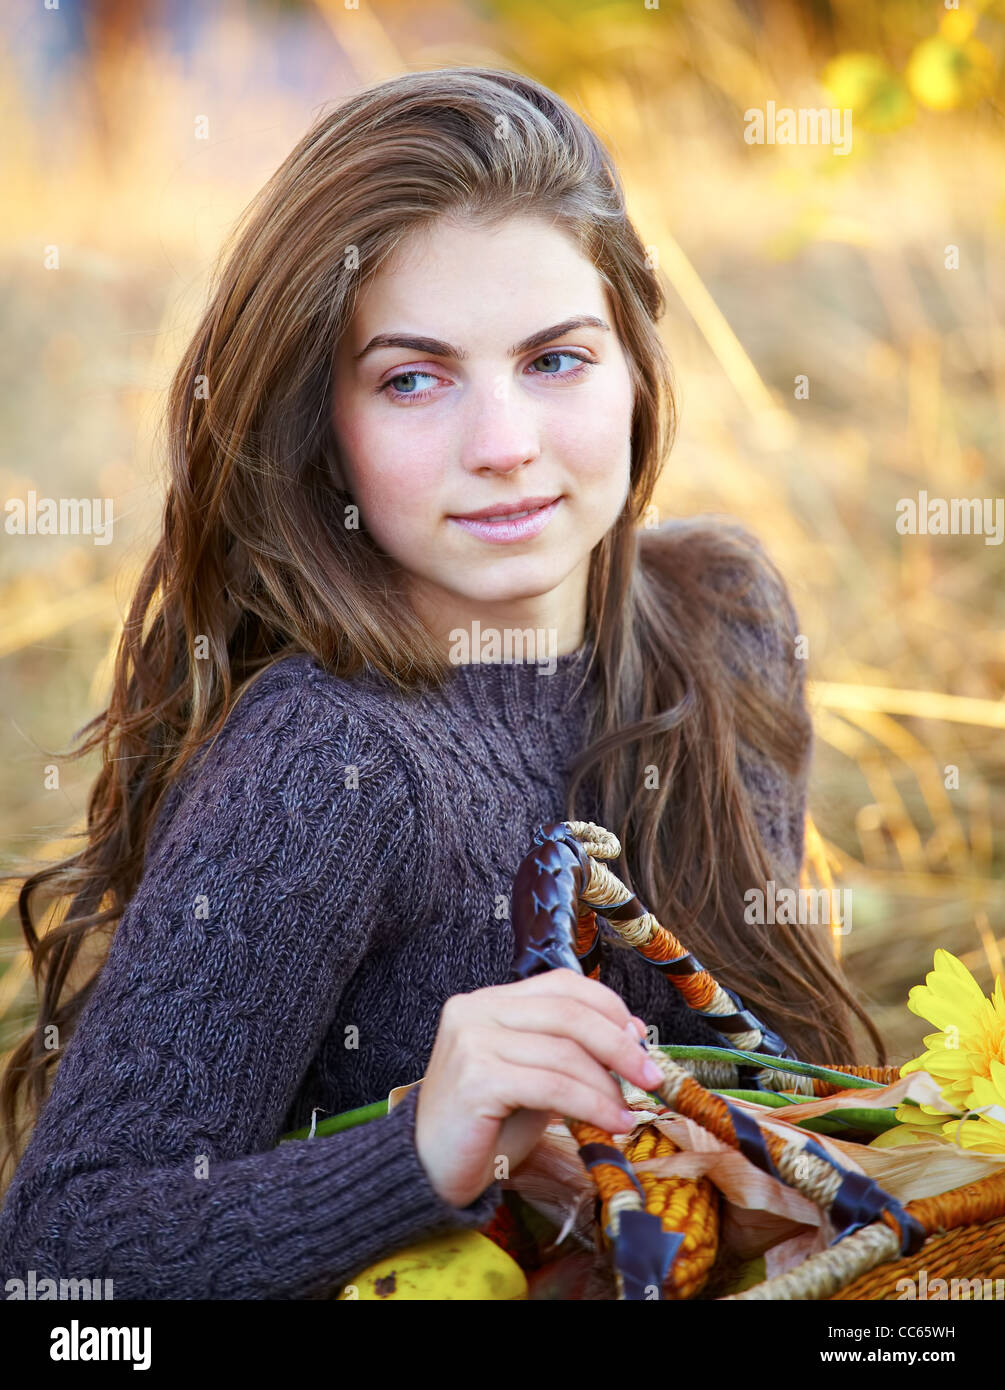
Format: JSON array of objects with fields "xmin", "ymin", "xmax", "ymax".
[
  {"xmin": 529, "ymin": 351, "xmax": 585, "ymax": 375},
  {"xmin": 383, "ymin": 370, "xmax": 439, "ymax": 398},
  {"xmin": 380, "ymin": 351, "xmax": 593, "ymax": 404}
]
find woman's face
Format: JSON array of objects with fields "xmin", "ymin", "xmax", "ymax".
[{"xmin": 330, "ymin": 214, "xmax": 635, "ymax": 652}]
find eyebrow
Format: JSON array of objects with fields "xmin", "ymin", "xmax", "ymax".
[{"xmin": 352, "ymin": 315, "xmax": 611, "ymax": 363}]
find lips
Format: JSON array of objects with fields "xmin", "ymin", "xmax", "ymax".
[
  {"xmin": 482, "ymin": 505, "xmax": 543, "ymax": 522},
  {"xmin": 450, "ymin": 496, "xmax": 560, "ymax": 522},
  {"xmin": 448, "ymin": 496, "xmax": 563, "ymax": 545}
]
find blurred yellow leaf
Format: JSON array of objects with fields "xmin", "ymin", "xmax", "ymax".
[
  {"xmin": 940, "ymin": 9, "xmax": 979, "ymax": 43},
  {"xmin": 821, "ymin": 52, "xmax": 915, "ymax": 132},
  {"xmin": 906, "ymin": 34, "xmax": 995, "ymax": 111}
]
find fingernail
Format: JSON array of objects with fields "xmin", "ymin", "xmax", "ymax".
[
  {"xmin": 620, "ymin": 1109, "xmax": 638, "ymax": 1129},
  {"xmin": 642, "ymin": 1060, "xmax": 663, "ymax": 1086},
  {"xmin": 632, "ymin": 1018, "xmax": 648, "ymax": 1040}
]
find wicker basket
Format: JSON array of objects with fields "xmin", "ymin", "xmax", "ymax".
[{"xmin": 500, "ymin": 820, "xmax": 1005, "ymax": 1301}]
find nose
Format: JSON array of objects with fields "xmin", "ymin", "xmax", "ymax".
[{"xmin": 460, "ymin": 376, "xmax": 541, "ymax": 475}]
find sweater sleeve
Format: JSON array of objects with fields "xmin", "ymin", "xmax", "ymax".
[{"xmin": 0, "ymin": 662, "xmax": 500, "ymax": 1300}]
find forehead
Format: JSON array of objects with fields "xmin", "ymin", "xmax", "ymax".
[{"xmin": 338, "ymin": 215, "xmax": 607, "ymax": 352}]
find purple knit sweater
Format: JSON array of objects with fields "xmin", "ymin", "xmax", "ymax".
[{"xmin": 0, "ymin": 577, "xmax": 809, "ymax": 1299}]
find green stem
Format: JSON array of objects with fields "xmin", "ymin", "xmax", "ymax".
[
  {"xmin": 278, "ymin": 1098, "xmax": 388, "ymax": 1144},
  {"xmin": 709, "ymin": 1089, "xmax": 902, "ymax": 1134},
  {"xmin": 656, "ymin": 1044, "xmax": 890, "ymax": 1090},
  {"xmin": 276, "ymin": 1050, "xmax": 913, "ymax": 1145}
]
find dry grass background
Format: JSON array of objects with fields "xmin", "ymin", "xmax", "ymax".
[{"xmin": 1, "ymin": 0, "xmax": 1003, "ymax": 1077}]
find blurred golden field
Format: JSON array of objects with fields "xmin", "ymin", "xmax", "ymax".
[{"xmin": 1, "ymin": 0, "xmax": 1003, "ymax": 1070}]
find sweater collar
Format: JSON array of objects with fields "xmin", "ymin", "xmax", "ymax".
[
  {"xmin": 433, "ymin": 636, "xmax": 597, "ymax": 719},
  {"xmin": 359, "ymin": 636, "xmax": 598, "ymax": 724}
]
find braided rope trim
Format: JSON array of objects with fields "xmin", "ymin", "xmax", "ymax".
[
  {"xmin": 644, "ymin": 1052, "xmax": 927, "ymax": 1275},
  {"xmin": 730, "ymin": 1168, "xmax": 1005, "ymax": 1298},
  {"xmin": 563, "ymin": 821, "xmax": 815, "ymax": 1095},
  {"xmin": 726, "ymin": 1221, "xmax": 902, "ymax": 1300}
]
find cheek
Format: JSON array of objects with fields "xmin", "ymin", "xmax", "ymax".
[
  {"xmin": 560, "ymin": 367, "xmax": 634, "ymax": 488},
  {"xmin": 357, "ymin": 448, "xmax": 442, "ymax": 512},
  {"xmin": 345, "ymin": 420, "xmax": 446, "ymax": 548}
]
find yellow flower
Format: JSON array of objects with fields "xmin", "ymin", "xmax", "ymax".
[
  {"xmin": 900, "ymin": 949, "xmax": 1005, "ymax": 1100},
  {"xmin": 871, "ymin": 949, "xmax": 1005, "ymax": 1152},
  {"xmin": 868, "ymin": 1105, "xmax": 950, "ymax": 1149},
  {"xmin": 952, "ymin": 1060, "xmax": 1005, "ymax": 1153}
]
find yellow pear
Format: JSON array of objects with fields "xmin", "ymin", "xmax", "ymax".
[{"xmin": 338, "ymin": 1229, "xmax": 527, "ymax": 1301}]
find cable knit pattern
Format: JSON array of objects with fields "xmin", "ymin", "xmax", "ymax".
[{"xmin": 0, "ymin": 582, "xmax": 809, "ymax": 1299}]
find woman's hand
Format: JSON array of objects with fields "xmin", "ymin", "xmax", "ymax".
[{"xmin": 412, "ymin": 968, "xmax": 664, "ymax": 1209}]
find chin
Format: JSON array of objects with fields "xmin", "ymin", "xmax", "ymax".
[{"xmin": 454, "ymin": 558, "xmax": 575, "ymax": 604}]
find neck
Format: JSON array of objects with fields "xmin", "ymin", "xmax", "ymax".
[{"xmin": 405, "ymin": 563, "xmax": 590, "ymax": 664}]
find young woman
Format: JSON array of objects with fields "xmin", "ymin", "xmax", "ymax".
[{"xmin": 0, "ymin": 67, "xmax": 883, "ymax": 1300}]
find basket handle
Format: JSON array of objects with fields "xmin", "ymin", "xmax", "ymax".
[
  {"xmin": 511, "ymin": 819, "xmax": 791, "ymax": 1072},
  {"xmin": 508, "ymin": 821, "xmax": 928, "ymax": 1300}
]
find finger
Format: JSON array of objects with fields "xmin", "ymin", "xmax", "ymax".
[
  {"xmin": 496, "ymin": 1107, "xmax": 556, "ymax": 1168},
  {"xmin": 476, "ymin": 997, "xmax": 664, "ymax": 1094},
  {"xmin": 488, "ymin": 1028, "xmax": 631, "ymax": 1111},
  {"xmin": 490, "ymin": 968, "xmax": 636, "ymax": 1029},
  {"xmin": 486, "ymin": 1060, "xmax": 636, "ymax": 1136}
]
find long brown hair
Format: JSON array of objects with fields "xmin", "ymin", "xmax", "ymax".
[{"xmin": 0, "ymin": 66, "xmax": 884, "ymax": 1189}]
